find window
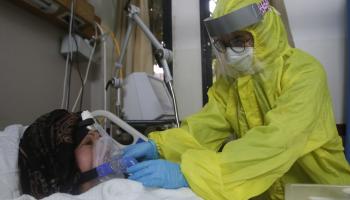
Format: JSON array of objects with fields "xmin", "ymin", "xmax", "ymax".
[
  {"xmin": 200, "ymin": 0, "xmax": 216, "ymax": 104},
  {"xmin": 149, "ymin": 0, "xmax": 172, "ymax": 79}
]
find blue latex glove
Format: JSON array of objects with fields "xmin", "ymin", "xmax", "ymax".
[
  {"xmin": 122, "ymin": 140, "xmax": 159, "ymax": 161},
  {"xmin": 127, "ymin": 159, "xmax": 189, "ymax": 189}
]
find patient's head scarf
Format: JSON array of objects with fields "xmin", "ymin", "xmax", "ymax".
[{"xmin": 18, "ymin": 109, "xmax": 84, "ymax": 198}]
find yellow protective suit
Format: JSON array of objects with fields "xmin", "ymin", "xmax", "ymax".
[{"xmin": 149, "ymin": 0, "xmax": 350, "ymax": 199}]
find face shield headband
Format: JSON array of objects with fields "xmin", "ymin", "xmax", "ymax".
[{"xmin": 204, "ymin": 0, "xmax": 270, "ymax": 38}]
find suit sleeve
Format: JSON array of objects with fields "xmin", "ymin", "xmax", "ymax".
[{"xmin": 149, "ymin": 77, "xmax": 233, "ymax": 163}]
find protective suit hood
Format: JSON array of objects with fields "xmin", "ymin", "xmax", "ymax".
[
  {"xmin": 211, "ymin": 0, "xmax": 291, "ymax": 76},
  {"xmin": 149, "ymin": 1, "xmax": 350, "ymax": 200}
]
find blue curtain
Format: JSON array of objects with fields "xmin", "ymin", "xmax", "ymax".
[{"xmin": 346, "ymin": 0, "xmax": 350, "ymax": 162}]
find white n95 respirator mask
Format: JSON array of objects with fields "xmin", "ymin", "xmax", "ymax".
[{"xmin": 225, "ymin": 47, "xmax": 254, "ymax": 73}]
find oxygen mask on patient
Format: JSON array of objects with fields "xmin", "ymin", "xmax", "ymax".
[
  {"xmin": 77, "ymin": 111, "xmax": 140, "ymax": 185},
  {"xmin": 76, "ymin": 130, "xmax": 138, "ymax": 185},
  {"xmin": 93, "ymin": 132, "xmax": 138, "ymax": 181}
]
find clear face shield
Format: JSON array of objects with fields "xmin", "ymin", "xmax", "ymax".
[{"xmin": 204, "ymin": 0, "xmax": 270, "ymax": 78}]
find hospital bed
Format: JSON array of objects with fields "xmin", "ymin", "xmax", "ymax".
[
  {"xmin": 0, "ymin": 112, "xmax": 202, "ymax": 200},
  {"xmin": 3, "ymin": 119, "xmax": 350, "ymax": 200}
]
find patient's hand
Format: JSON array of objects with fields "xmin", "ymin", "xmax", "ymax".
[{"xmin": 75, "ymin": 131, "xmax": 100, "ymax": 172}]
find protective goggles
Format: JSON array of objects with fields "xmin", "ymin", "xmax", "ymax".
[
  {"xmin": 213, "ymin": 32, "xmax": 254, "ymax": 53},
  {"xmin": 204, "ymin": 0, "xmax": 270, "ymax": 38}
]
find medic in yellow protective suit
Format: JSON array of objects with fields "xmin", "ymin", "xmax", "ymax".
[{"xmin": 124, "ymin": 0, "xmax": 350, "ymax": 199}]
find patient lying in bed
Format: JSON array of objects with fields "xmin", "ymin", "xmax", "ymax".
[
  {"xmin": 1, "ymin": 110, "xmax": 201, "ymax": 200},
  {"xmin": 18, "ymin": 109, "xmax": 99, "ymax": 198}
]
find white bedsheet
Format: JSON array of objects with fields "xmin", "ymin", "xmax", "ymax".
[
  {"xmin": 1, "ymin": 124, "xmax": 202, "ymax": 200},
  {"xmin": 14, "ymin": 179, "xmax": 201, "ymax": 200},
  {"xmin": 0, "ymin": 124, "xmax": 26, "ymax": 199}
]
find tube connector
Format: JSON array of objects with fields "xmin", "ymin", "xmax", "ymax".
[
  {"xmin": 127, "ymin": 4, "xmax": 140, "ymax": 17},
  {"xmin": 155, "ymin": 48, "xmax": 173, "ymax": 64},
  {"xmin": 106, "ymin": 77, "xmax": 123, "ymax": 90}
]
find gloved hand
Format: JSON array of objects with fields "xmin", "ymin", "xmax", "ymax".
[
  {"xmin": 122, "ymin": 140, "xmax": 159, "ymax": 161},
  {"xmin": 127, "ymin": 159, "xmax": 189, "ymax": 189}
]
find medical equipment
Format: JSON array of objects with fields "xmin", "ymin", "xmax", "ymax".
[
  {"xmin": 109, "ymin": 3, "xmax": 180, "ymax": 128},
  {"xmin": 82, "ymin": 110, "xmax": 148, "ymax": 147},
  {"xmin": 60, "ymin": 34, "xmax": 95, "ymax": 62},
  {"xmin": 96, "ymin": 156, "xmax": 137, "ymax": 179},
  {"xmin": 78, "ymin": 110, "xmax": 142, "ymax": 185},
  {"xmin": 79, "ymin": 146, "xmax": 138, "ymax": 184},
  {"xmin": 122, "ymin": 72, "xmax": 174, "ymax": 121},
  {"xmin": 79, "ymin": 155, "xmax": 138, "ymax": 184},
  {"xmin": 123, "ymin": 140, "xmax": 159, "ymax": 161}
]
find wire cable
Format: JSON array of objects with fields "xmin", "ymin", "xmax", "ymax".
[
  {"xmin": 61, "ymin": 0, "xmax": 75, "ymax": 109},
  {"xmin": 99, "ymin": 24, "xmax": 122, "ymax": 118},
  {"xmin": 72, "ymin": 36, "xmax": 84, "ymax": 111},
  {"xmin": 61, "ymin": 51, "xmax": 70, "ymax": 108},
  {"xmin": 71, "ymin": 27, "xmax": 98, "ymax": 112},
  {"xmin": 70, "ymin": 0, "xmax": 84, "ymax": 111},
  {"xmin": 67, "ymin": 55, "xmax": 73, "ymax": 109},
  {"xmin": 66, "ymin": 0, "xmax": 78, "ymax": 110}
]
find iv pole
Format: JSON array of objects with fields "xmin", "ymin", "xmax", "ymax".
[{"xmin": 112, "ymin": 4, "xmax": 180, "ymax": 127}]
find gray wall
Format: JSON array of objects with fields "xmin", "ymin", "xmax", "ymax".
[
  {"xmin": 285, "ymin": 0, "xmax": 346, "ymax": 123},
  {"xmin": 0, "ymin": 1, "xmax": 90, "ymax": 128},
  {"xmin": 86, "ymin": 0, "xmax": 117, "ymax": 112},
  {"xmin": 172, "ymin": 0, "xmax": 203, "ymax": 119}
]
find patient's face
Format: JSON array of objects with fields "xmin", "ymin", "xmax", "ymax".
[{"xmin": 74, "ymin": 131, "xmax": 100, "ymax": 172}]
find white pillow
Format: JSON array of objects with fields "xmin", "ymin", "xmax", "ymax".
[{"xmin": 0, "ymin": 124, "xmax": 26, "ymax": 200}]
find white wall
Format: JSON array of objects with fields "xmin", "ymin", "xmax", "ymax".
[
  {"xmin": 172, "ymin": 0, "xmax": 203, "ymax": 119},
  {"xmin": 88, "ymin": 0, "xmax": 117, "ymax": 30},
  {"xmin": 285, "ymin": 0, "xmax": 346, "ymax": 123},
  {"xmin": 0, "ymin": 1, "xmax": 116, "ymax": 128},
  {"xmin": 0, "ymin": 1, "xmax": 87, "ymax": 128},
  {"xmin": 171, "ymin": 0, "xmax": 346, "ymax": 122}
]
